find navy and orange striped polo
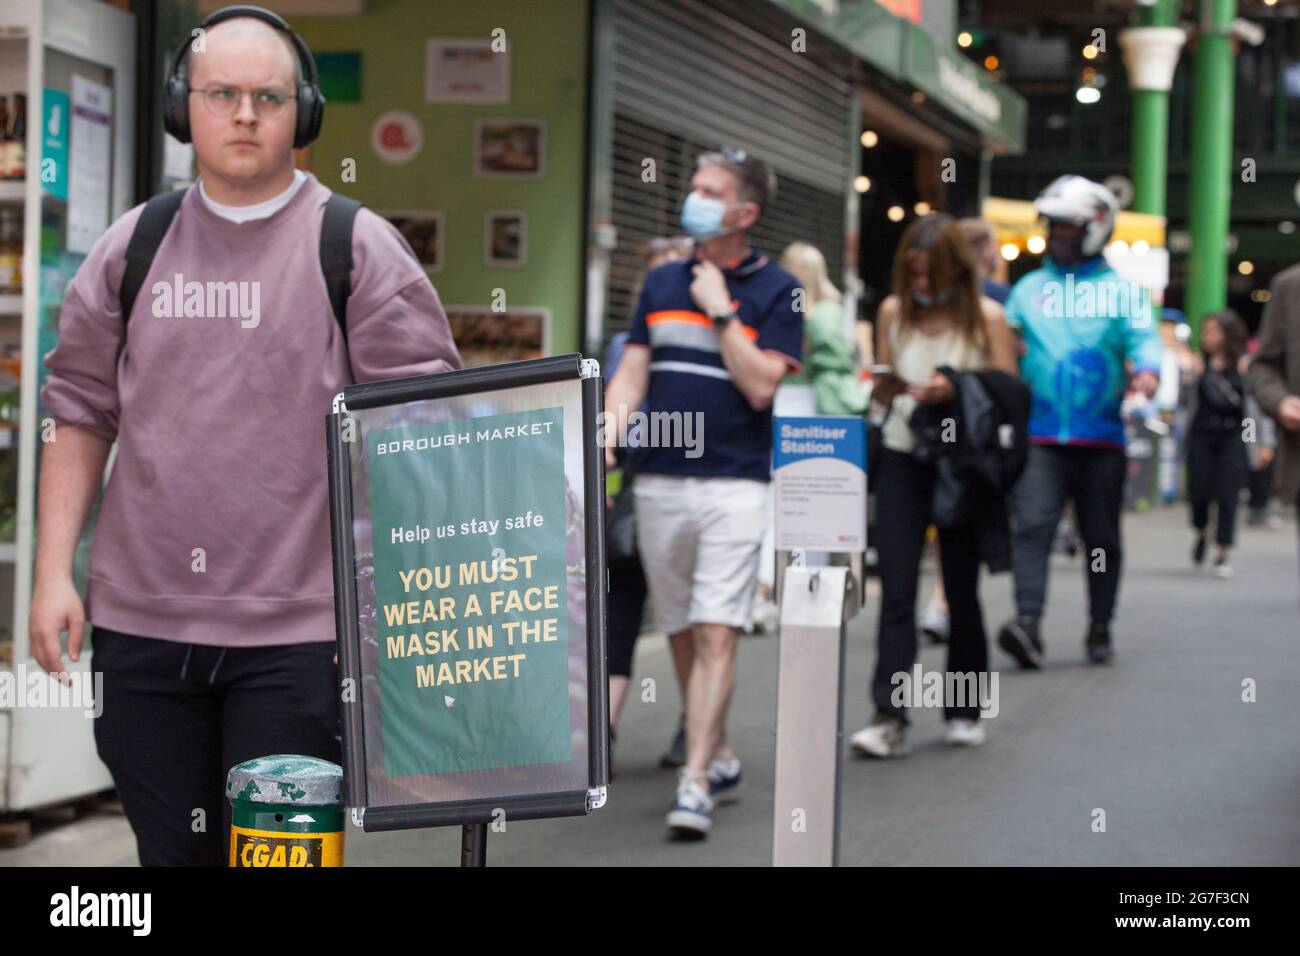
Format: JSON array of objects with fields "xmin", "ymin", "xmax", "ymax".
[{"xmin": 626, "ymin": 246, "xmax": 803, "ymax": 481}]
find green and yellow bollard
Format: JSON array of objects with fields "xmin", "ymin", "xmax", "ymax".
[{"xmin": 226, "ymin": 755, "xmax": 345, "ymax": 868}]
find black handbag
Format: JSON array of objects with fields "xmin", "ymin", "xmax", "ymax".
[{"xmin": 606, "ymin": 460, "xmax": 639, "ymax": 567}]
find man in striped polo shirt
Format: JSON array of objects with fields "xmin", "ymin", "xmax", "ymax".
[{"xmin": 604, "ymin": 147, "xmax": 802, "ymax": 839}]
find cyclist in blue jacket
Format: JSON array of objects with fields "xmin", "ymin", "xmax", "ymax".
[{"xmin": 997, "ymin": 175, "xmax": 1162, "ymax": 667}]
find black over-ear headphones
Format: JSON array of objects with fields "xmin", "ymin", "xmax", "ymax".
[{"xmin": 162, "ymin": 4, "xmax": 325, "ymax": 149}]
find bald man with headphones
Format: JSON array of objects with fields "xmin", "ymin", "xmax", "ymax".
[{"xmin": 33, "ymin": 6, "xmax": 461, "ymax": 865}]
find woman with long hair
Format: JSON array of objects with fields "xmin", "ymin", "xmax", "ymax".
[
  {"xmin": 779, "ymin": 241, "xmax": 869, "ymax": 416},
  {"xmin": 1186, "ymin": 309, "xmax": 1251, "ymax": 578},
  {"xmin": 849, "ymin": 213, "xmax": 1018, "ymax": 757}
]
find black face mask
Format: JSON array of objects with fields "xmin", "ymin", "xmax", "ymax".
[{"xmin": 1047, "ymin": 228, "xmax": 1087, "ymax": 266}]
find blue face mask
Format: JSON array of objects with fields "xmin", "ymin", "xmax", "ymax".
[
  {"xmin": 912, "ymin": 288, "xmax": 955, "ymax": 309},
  {"xmin": 681, "ymin": 193, "xmax": 732, "ymax": 240}
]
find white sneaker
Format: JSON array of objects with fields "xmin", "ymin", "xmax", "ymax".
[
  {"xmin": 945, "ymin": 718, "xmax": 986, "ymax": 747},
  {"xmin": 920, "ymin": 602, "xmax": 950, "ymax": 643},
  {"xmin": 849, "ymin": 714, "xmax": 909, "ymax": 758},
  {"xmin": 706, "ymin": 757, "xmax": 743, "ymax": 805},
  {"xmin": 665, "ymin": 770, "xmax": 714, "ymax": 838},
  {"xmin": 751, "ymin": 596, "xmax": 779, "ymax": 635},
  {"xmin": 1213, "ymin": 558, "xmax": 1234, "ymax": 579}
]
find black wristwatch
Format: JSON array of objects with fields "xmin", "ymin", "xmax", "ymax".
[{"xmin": 711, "ymin": 310, "xmax": 740, "ymax": 332}]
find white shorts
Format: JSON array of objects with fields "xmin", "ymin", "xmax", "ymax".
[{"xmin": 633, "ymin": 474, "xmax": 770, "ymax": 635}]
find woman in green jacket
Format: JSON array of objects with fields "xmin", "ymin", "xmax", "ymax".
[{"xmin": 780, "ymin": 242, "xmax": 870, "ymax": 416}]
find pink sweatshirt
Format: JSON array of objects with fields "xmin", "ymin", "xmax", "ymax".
[{"xmin": 41, "ymin": 174, "xmax": 462, "ymax": 647}]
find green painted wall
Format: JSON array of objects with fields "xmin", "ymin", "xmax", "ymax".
[{"xmin": 294, "ymin": 0, "xmax": 590, "ymax": 355}]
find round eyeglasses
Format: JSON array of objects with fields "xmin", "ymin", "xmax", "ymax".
[{"xmin": 190, "ymin": 86, "xmax": 296, "ymax": 119}]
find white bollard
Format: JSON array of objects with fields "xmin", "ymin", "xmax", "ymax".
[{"xmin": 772, "ymin": 565, "xmax": 854, "ymax": 867}]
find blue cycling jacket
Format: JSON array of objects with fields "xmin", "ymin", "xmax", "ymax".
[{"xmin": 1005, "ymin": 255, "xmax": 1163, "ymax": 447}]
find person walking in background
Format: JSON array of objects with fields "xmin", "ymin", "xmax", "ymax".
[
  {"xmin": 960, "ymin": 217, "xmax": 1011, "ymax": 305},
  {"xmin": 1245, "ymin": 397, "xmax": 1279, "ymax": 527},
  {"xmin": 1185, "ymin": 310, "xmax": 1251, "ymax": 579},
  {"xmin": 1243, "ymin": 339, "xmax": 1280, "ymax": 529},
  {"xmin": 605, "ymin": 236, "xmax": 692, "ymax": 777},
  {"xmin": 848, "ymin": 213, "xmax": 1018, "ymax": 758},
  {"xmin": 604, "ymin": 147, "xmax": 802, "ymax": 838},
  {"xmin": 996, "ymin": 175, "xmax": 1161, "ymax": 669},
  {"xmin": 919, "ymin": 218, "xmax": 1014, "ymax": 646},
  {"xmin": 1246, "ymin": 259, "xmax": 1300, "ymax": 589},
  {"xmin": 779, "ymin": 242, "xmax": 869, "ymax": 416}
]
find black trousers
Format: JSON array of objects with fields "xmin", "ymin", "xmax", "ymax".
[
  {"xmin": 606, "ymin": 558, "xmax": 648, "ymax": 679},
  {"xmin": 1187, "ymin": 428, "xmax": 1248, "ymax": 547},
  {"xmin": 91, "ymin": 628, "xmax": 341, "ymax": 866},
  {"xmin": 1248, "ymin": 458, "xmax": 1274, "ymax": 512},
  {"xmin": 871, "ymin": 449, "xmax": 988, "ymax": 722}
]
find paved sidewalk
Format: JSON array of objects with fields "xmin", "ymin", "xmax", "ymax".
[{"xmin": 6, "ymin": 506, "xmax": 1298, "ymax": 866}]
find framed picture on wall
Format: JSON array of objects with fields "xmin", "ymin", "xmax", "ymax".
[
  {"xmin": 379, "ymin": 210, "xmax": 443, "ymax": 273},
  {"xmin": 485, "ymin": 211, "xmax": 527, "ymax": 267},
  {"xmin": 473, "ymin": 119, "xmax": 545, "ymax": 179},
  {"xmin": 442, "ymin": 305, "xmax": 551, "ymax": 368},
  {"xmin": 426, "ymin": 38, "xmax": 510, "ymax": 104}
]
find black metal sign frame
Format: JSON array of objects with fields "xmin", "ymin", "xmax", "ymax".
[{"xmin": 326, "ymin": 353, "xmax": 608, "ymax": 834}]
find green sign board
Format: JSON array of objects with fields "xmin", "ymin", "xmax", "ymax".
[
  {"xmin": 367, "ymin": 407, "xmax": 571, "ymax": 777},
  {"xmin": 761, "ymin": 0, "xmax": 1026, "ymax": 152},
  {"xmin": 901, "ymin": 25, "xmax": 1027, "ymax": 154},
  {"xmin": 329, "ymin": 354, "xmax": 608, "ymax": 832}
]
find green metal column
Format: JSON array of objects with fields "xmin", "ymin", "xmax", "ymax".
[
  {"xmin": 1131, "ymin": 90, "xmax": 1170, "ymax": 215},
  {"xmin": 1120, "ymin": 2, "xmax": 1187, "ymax": 513},
  {"xmin": 1185, "ymin": 0, "xmax": 1239, "ymax": 336},
  {"xmin": 1128, "ymin": 0, "xmax": 1180, "ymax": 216}
]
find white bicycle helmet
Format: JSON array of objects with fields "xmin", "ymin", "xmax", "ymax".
[{"xmin": 1034, "ymin": 175, "xmax": 1118, "ymax": 258}]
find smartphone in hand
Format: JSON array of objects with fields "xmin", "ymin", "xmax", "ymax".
[{"xmin": 869, "ymin": 365, "xmax": 905, "ymax": 403}]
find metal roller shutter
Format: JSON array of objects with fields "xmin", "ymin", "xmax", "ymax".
[{"xmin": 605, "ymin": 0, "xmax": 856, "ymax": 340}]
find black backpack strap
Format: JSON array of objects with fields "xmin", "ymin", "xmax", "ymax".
[
  {"xmin": 120, "ymin": 189, "xmax": 187, "ymax": 324},
  {"xmin": 320, "ymin": 193, "xmax": 362, "ymax": 342}
]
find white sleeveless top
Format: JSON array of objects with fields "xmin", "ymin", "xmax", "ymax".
[{"xmin": 882, "ymin": 318, "xmax": 985, "ymax": 454}]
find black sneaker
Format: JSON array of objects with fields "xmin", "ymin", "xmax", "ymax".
[
  {"xmin": 1085, "ymin": 624, "xmax": 1113, "ymax": 665},
  {"xmin": 659, "ymin": 718, "xmax": 686, "ymax": 769},
  {"xmin": 1192, "ymin": 533, "xmax": 1207, "ymax": 567},
  {"xmin": 997, "ymin": 616, "xmax": 1043, "ymax": 670}
]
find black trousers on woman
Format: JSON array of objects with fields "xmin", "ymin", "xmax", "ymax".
[
  {"xmin": 871, "ymin": 448, "xmax": 989, "ymax": 722},
  {"xmin": 1186, "ymin": 428, "xmax": 1248, "ymax": 547},
  {"xmin": 606, "ymin": 558, "xmax": 648, "ymax": 679}
]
